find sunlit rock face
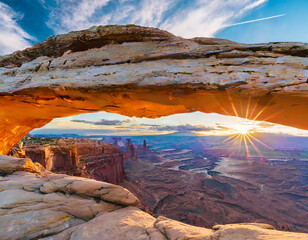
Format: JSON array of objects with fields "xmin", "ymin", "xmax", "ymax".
[
  {"xmin": 1, "ymin": 25, "xmax": 308, "ymax": 154},
  {"xmin": 1, "ymin": 154, "xmax": 307, "ymax": 240},
  {"xmin": 10, "ymin": 138, "xmax": 126, "ymax": 184}
]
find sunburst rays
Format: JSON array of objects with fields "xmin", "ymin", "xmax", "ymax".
[{"xmin": 221, "ymin": 93, "xmax": 274, "ymax": 161}]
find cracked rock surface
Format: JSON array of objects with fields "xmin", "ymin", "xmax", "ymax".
[
  {"xmin": 1, "ymin": 25, "xmax": 308, "ymax": 154},
  {"xmin": 0, "ymin": 155, "xmax": 307, "ymax": 240}
]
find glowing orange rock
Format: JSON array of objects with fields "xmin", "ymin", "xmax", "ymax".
[{"xmin": 1, "ymin": 25, "xmax": 308, "ymax": 154}]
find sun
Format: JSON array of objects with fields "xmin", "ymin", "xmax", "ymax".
[
  {"xmin": 224, "ymin": 122, "xmax": 273, "ymax": 162},
  {"xmin": 234, "ymin": 125, "xmax": 250, "ymax": 135},
  {"xmin": 221, "ymin": 93, "xmax": 274, "ymax": 161}
]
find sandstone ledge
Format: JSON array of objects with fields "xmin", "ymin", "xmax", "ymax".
[
  {"xmin": 1, "ymin": 25, "xmax": 308, "ymax": 154},
  {"xmin": 0, "ymin": 155, "xmax": 307, "ymax": 240}
]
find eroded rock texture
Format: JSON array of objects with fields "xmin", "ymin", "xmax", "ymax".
[
  {"xmin": 121, "ymin": 162, "xmax": 308, "ymax": 233},
  {"xmin": 0, "ymin": 155, "xmax": 307, "ymax": 240},
  {"xmin": 124, "ymin": 139, "xmax": 138, "ymax": 163},
  {"xmin": 10, "ymin": 138, "xmax": 126, "ymax": 184},
  {"xmin": 1, "ymin": 25, "xmax": 308, "ymax": 154}
]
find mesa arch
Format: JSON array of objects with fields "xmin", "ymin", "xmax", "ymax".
[{"xmin": 1, "ymin": 25, "xmax": 308, "ymax": 155}]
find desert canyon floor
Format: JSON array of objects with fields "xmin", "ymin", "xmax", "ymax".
[{"xmin": 1, "ymin": 154, "xmax": 308, "ymax": 240}]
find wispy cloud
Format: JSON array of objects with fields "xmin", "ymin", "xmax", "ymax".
[
  {"xmin": 161, "ymin": 0, "xmax": 269, "ymax": 37},
  {"xmin": 71, "ymin": 119, "xmax": 130, "ymax": 126},
  {"xmin": 0, "ymin": 2, "xmax": 35, "ymax": 55},
  {"xmin": 44, "ymin": 0, "xmax": 112, "ymax": 33},
  {"xmin": 222, "ymin": 14, "xmax": 286, "ymax": 28},
  {"xmin": 36, "ymin": 111, "xmax": 308, "ymax": 137},
  {"xmin": 41, "ymin": 0, "xmax": 269, "ymax": 37},
  {"xmin": 238, "ymin": 0, "xmax": 268, "ymax": 15},
  {"xmin": 44, "ymin": 0, "xmax": 170, "ymax": 34},
  {"xmin": 71, "ymin": 118, "xmax": 214, "ymax": 133},
  {"xmin": 130, "ymin": 0, "xmax": 174, "ymax": 27},
  {"xmin": 150, "ymin": 124, "xmax": 215, "ymax": 132}
]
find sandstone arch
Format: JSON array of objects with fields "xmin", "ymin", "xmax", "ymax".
[{"xmin": 1, "ymin": 25, "xmax": 308, "ymax": 154}]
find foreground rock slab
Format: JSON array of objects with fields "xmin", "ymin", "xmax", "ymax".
[
  {"xmin": 1, "ymin": 25, "xmax": 308, "ymax": 154},
  {"xmin": 0, "ymin": 155, "xmax": 307, "ymax": 240}
]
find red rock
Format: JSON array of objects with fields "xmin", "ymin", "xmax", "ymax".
[
  {"xmin": 121, "ymin": 162, "xmax": 308, "ymax": 233},
  {"xmin": 80, "ymin": 142, "xmax": 126, "ymax": 184},
  {"xmin": 124, "ymin": 139, "xmax": 138, "ymax": 162},
  {"xmin": 138, "ymin": 140, "xmax": 151, "ymax": 153},
  {"xmin": 18, "ymin": 138, "xmax": 126, "ymax": 184},
  {"xmin": 1, "ymin": 25, "xmax": 308, "ymax": 156}
]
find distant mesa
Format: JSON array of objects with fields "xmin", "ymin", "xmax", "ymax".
[
  {"xmin": 1, "ymin": 24, "xmax": 308, "ymax": 239},
  {"xmin": 123, "ymin": 138, "xmax": 152, "ymax": 164},
  {"xmin": 113, "ymin": 138, "xmax": 118, "ymax": 147},
  {"xmin": 1, "ymin": 153, "xmax": 307, "ymax": 240},
  {"xmin": 139, "ymin": 140, "xmax": 151, "ymax": 153},
  {"xmin": 9, "ymin": 137, "xmax": 153, "ymax": 183},
  {"xmin": 124, "ymin": 138, "xmax": 138, "ymax": 162}
]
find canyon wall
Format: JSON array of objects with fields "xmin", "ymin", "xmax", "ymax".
[
  {"xmin": 1, "ymin": 24, "xmax": 308, "ymax": 239},
  {"xmin": 1, "ymin": 154, "xmax": 307, "ymax": 240},
  {"xmin": 12, "ymin": 138, "xmax": 126, "ymax": 184},
  {"xmin": 1, "ymin": 25, "xmax": 308, "ymax": 154},
  {"xmin": 79, "ymin": 140, "xmax": 126, "ymax": 184}
]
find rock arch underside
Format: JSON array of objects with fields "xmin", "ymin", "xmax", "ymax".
[
  {"xmin": 1, "ymin": 25, "xmax": 308, "ymax": 239},
  {"xmin": 1, "ymin": 25, "xmax": 308, "ymax": 154}
]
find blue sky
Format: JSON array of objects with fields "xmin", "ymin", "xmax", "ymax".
[
  {"xmin": 31, "ymin": 111, "xmax": 308, "ymax": 136},
  {"xmin": 1, "ymin": 0, "xmax": 308, "ymax": 136},
  {"xmin": 1, "ymin": 0, "xmax": 308, "ymax": 55}
]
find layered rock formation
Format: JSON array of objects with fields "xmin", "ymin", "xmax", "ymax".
[
  {"xmin": 138, "ymin": 140, "xmax": 151, "ymax": 153},
  {"xmin": 79, "ymin": 140, "xmax": 126, "ymax": 184},
  {"xmin": 1, "ymin": 24, "xmax": 308, "ymax": 239},
  {"xmin": 1, "ymin": 154, "xmax": 307, "ymax": 240},
  {"xmin": 122, "ymin": 163, "xmax": 308, "ymax": 233},
  {"xmin": 124, "ymin": 139, "xmax": 138, "ymax": 162},
  {"xmin": 10, "ymin": 138, "xmax": 126, "ymax": 184},
  {"xmin": 1, "ymin": 25, "xmax": 308, "ymax": 154},
  {"xmin": 119, "ymin": 136, "xmax": 308, "ymax": 233}
]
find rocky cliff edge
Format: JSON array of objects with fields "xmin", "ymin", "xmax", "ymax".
[{"xmin": 0, "ymin": 154, "xmax": 307, "ymax": 240}]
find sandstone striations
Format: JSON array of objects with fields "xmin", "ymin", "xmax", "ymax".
[
  {"xmin": 119, "ymin": 137, "xmax": 308, "ymax": 233},
  {"xmin": 1, "ymin": 25, "xmax": 308, "ymax": 154},
  {"xmin": 124, "ymin": 138, "xmax": 138, "ymax": 163},
  {"xmin": 122, "ymin": 164, "xmax": 308, "ymax": 233},
  {"xmin": 0, "ymin": 154, "xmax": 307, "ymax": 240},
  {"xmin": 10, "ymin": 138, "xmax": 126, "ymax": 184},
  {"xmin": 1, "ymin": 24, "xmax": 308, "ymax": 239}
]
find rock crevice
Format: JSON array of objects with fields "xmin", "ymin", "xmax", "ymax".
[{"xmin": 0, "ymin": 155, "xmax": 307, "ymax": 240}]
